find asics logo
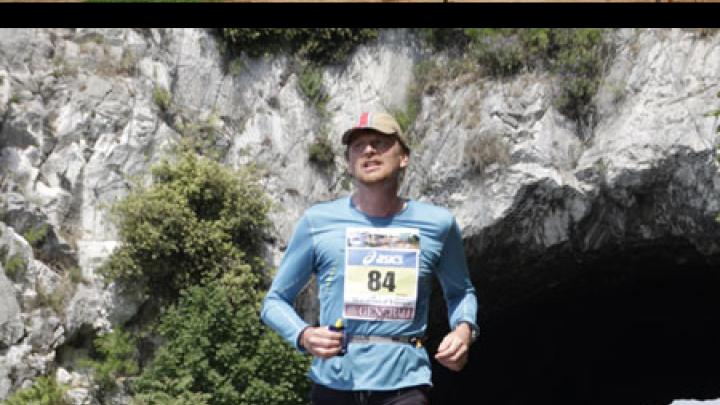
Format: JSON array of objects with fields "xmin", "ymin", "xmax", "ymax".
[
  {"xmin": 362, "ymin": 251, "xmax": 376, "ymax": 265},
  {"xmin": 362, "ymin": 251, "xmax": 404, "ymax": 266}
]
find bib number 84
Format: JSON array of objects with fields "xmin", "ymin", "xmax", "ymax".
[{"xmin": 367, "ymin": 270, "xmax": 396, "ymax": 292}]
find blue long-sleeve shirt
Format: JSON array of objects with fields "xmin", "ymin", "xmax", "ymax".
[{"xmin": 261, "ymin": 196, "xmax": 478, "ymax": 391}]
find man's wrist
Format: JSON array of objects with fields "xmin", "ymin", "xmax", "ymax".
[
  {"xmin": 456, "ymin": 321, "xmax": 478, "ymax": 344},
  {"xmin": 297, "ymin": 326, "xmax": 310, "ymax": 351}
]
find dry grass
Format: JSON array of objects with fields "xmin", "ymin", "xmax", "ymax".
[{"xmin": 464, "ymin": 135, "xmax": 511, "ymax": 174}]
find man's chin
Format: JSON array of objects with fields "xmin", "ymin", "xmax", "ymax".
[{"xmin": 356, "ymin": 174, "xmax": 396, "ymax": 186}]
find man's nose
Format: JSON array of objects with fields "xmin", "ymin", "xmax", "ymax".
[{"xmin": 362, "ymin": 142, "xmax": 378, "ymax": 154}]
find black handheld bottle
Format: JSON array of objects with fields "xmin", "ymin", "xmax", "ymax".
[{"xmin": 328, "ymin": 318, "xmax": 347, "ymax": 356}]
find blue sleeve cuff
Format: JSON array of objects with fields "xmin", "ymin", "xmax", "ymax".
[
  {"xmin": 453, "ymin": 318, "xmax": 479, "ymax": 332},
  {"xmin": 294, "ymin": 325, "xmax": 310, "ymax": 353}
]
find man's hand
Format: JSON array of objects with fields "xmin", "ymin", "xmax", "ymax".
[
  {"xmin": 435, "ymin": 322, "xmax": 472, "ymax": 372},
  {"xmin": 299, "ymin": 326, "xmax": 343, "ymax": 358}
]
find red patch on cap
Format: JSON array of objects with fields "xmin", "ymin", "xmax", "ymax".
[{"xmin": 357, "ymin": 112, "xmax": 370, "ymax": 128}]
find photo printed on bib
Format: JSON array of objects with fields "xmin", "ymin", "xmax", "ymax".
[{"xmin": 343, "ymin": 227, "xmax": 420, "ymax": 321}]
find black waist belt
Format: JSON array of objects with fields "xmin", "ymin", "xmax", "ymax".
[{"xmin": 347, "ymin": 335, "xmax": 424, "ymax": 348}]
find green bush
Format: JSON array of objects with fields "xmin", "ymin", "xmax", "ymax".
[
  {"xmin": 118, "ymin": 49, "xmax": 138, "ymax": 76},
  {"xmin": 132, "ymin": 273, "xmax": 311, "ymax": 405},
  {"xmin": 220, "ymin": 29, "xmax": 379, "ymax": 65},
  {"xmin": 308, "ymin": 137, "xmax": 334, "ymax": 167},
  {"xmin": 103, "ymin": 149, "xmax": 311, "ymax": 405},
  {"xmin": 4, "ymin": 376, "xmax": 68, "ymax": 405},
  {"xmin": 23, "ymin": 223, "xmax": 49, "ymax": 247},
  {"xmin": 466, "ymin": 29, "xmax": 526, "ymax": 77},
  {"xmin": 418, "ymin": 28, "xmax": 611, "ymax": 131},
  {"xmin": 421, "ymin": 28, "xmax": 555, "ymax": 75},
  {"xmin": 68, "ymin": 265, "xmax": 86, "ymax": 284},
  {"xmin": 153, "ymin": 87, "xmax": 172, "ymax": 112},
  {"xmin": 133, "ymin": 390, "xmax": 211, "ymax": 405},
  {"xmin": 5, "ymin": 254, "xmax": 27, "ymax": 280},
  {"xmin": 551, "ymin": 29, "xmax": 607, "ymax": 125},
  {"xmin": 298, "ymin": 63, "xmax": 328, "ymax": 113},
  {"xmin": 80, "ymin": 327, "xmax": 139, "ymax": 394},
  {"xmin": 385, "ymin": 107, "xmax": 418, "ymax": 152},
  {"xmin": 416, "ymin": 28, "xmax": 470, "ymax": 52},
  {"xmin": 99, "ymin": 150, "xmax": 271, "ymax": 300},
  {"xmin": 390, "ymin": 107, "xmax": 416, "ymax": 136},
  {"xmin": 228, "ymin": 58, "xmax": 245, "ymax": 76},
  {"xmin": 220, "ymin": 28, "xmax": 290, "ymax": 59}
]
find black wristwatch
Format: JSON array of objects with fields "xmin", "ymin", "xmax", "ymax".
[{"xmin": 459, "ymin": 321, "xmax": 479, "ymax": 344}]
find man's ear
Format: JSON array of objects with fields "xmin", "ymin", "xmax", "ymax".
[
  {"xmin": 344, "ymin": 158, "xmax": 355, "ymax": 177},
  {"xmin": 399, "ymin": 153, "xmax": 410, "ymax": 169}
]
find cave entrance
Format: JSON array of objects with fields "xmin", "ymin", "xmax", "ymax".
[{"xmin": 430, "ymin": 241, "xmax": 720, "ymax": 405}]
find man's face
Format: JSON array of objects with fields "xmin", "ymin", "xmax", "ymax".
[{"xmin": 346, "ymin": 130, "xmax": 409, "ymax": 185}]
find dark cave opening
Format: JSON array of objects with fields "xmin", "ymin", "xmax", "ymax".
[{"xmin": 430, "ymin": 241, "xmax": 720, "ymax": 405}]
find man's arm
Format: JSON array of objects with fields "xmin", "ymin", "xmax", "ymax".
[
  {"xmin": 433, "ymin": 218, "xmax": 479, "ymax": 372},
  {"xmin": 261, "ymin": 216, "xmax": 323, "ymax": 352}
]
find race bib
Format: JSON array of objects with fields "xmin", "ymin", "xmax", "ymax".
[{"xmin": 343, "ymin": 227, "xmax": 420, "ymax": 321}]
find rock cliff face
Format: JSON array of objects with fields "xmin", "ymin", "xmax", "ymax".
[{"xmin": 1, "ymin": 28, "xmax": 720, "ymax": 404}]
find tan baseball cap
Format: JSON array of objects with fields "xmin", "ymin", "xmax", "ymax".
[{"xmin": 342, "ymin": 111, "xmax": 410, "ymax": 152}]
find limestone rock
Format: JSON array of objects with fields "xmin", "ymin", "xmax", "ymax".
[
  {"xmin": 65, "ymin": 388, "xmax": 99, "ymax": 405},
  {"xmin": 26, "ymin": 309, "xmax": 63, "ymax": 351},
  {"xmin": 0, "ymin": 269, "xmax": 23, "ymax": 348},
  {"xmin": 64, "ymin": 283, "xmax": 106, "ymax": 339},
  {"xmin": 56, "ymin": 367, "xmax": 72, "ymax": 385}
]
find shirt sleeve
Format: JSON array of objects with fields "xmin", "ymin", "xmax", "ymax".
[
  {"xmin": 435, "ymin": 217, "xmax": 480, "ymax": 336},
  {"xmin": 260, "ymin": 214, "xmax": 315, "ymax": 352}
]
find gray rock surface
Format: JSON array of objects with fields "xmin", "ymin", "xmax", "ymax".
[{"xmin": 0, "ymin": 269, "xmax": 23, "ymax": 348}]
